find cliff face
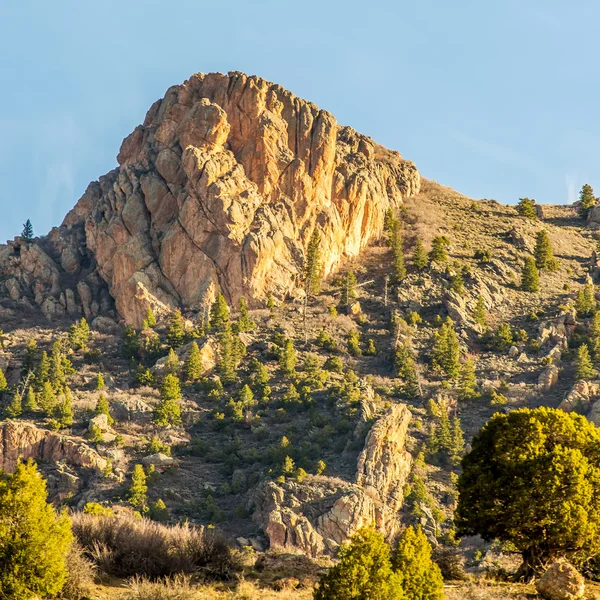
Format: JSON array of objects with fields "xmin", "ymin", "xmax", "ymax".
[{"xmin": 44, "ymin": 71, "xmax": 418, "ymax": 326}]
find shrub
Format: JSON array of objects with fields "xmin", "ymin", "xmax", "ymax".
[
  {"xmin": 61, "ymin": 542, "xmax": 96, "ymax": 600},
  {"xmin": 72, "ymin": 512, "xmax": 236, "ymax": 579},
  {"xmin": 521, "ymin": 257, "xmax": 539, "ymax": 292},
  {"xmin": 121, "ymin": 575, "xmax": 193, "ymax": 600},
  {"xmin": 474, "ymin": 249, "xmax": 492, "ymax": 264},
  {"xmin": 516, "ymin": 197, "xmax": 537, "ymax": 220}
]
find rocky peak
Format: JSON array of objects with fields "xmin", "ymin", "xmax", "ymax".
[{"xmin": 2, "ymin": 71, "xmax": 420, "ymax": 327}]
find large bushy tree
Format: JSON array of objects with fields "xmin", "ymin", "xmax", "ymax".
[{"xmin": 456, "ymin": 407, "xmax": 600, "ymax": 574}]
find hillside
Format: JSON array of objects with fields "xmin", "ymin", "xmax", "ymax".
[{"xmin": 1, "ymin": 73, "xmax": 600, "ymax": 598}]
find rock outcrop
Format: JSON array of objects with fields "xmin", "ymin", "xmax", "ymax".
[
  {"xmin": 252, "ymin": 404, "xmax": 412, "ymax": 556},
  {"xmin": 536, "ymin": 559, "xmax": 585, "ymax": 600},
  {"xmin": 0, "ymin": 421, "xmax": 107, "ymax": 474},
  {"xmin": 1, "ymin": 72, "xmax": 420, "ymax": 327}
]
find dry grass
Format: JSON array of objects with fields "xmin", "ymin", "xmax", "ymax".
[
  {"xmin": 72, "ymin": 512, "xmax": 237, "ymax": 580},
  {"xmin": 121, "ymin": 576, "xmax": 196, "ymax": 600}
]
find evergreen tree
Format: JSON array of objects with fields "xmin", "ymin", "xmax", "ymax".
[
  {"xmin": 155, "ymin": 374, "xmax": 182, "ymax": 426},
  {"xmin": 210, "ymin": 293, "xmax": 230, "ymax": 332},
  {"xmin": 128, "ymin": 464, "xmax": 148, "ymax": 509},
  {"xmin": 216, "ymin": 324, "xmax": 239, "ymax": 385},
  {"xmin": 347, "ymin": 331, "xmax": 362, "ymax": 357},
  {"xmin": 516, "ymin": 197, "xmax": 537, "ymax": 220},
  {"xmin": 450, "ymin": 416, "xmax": 466, "ymax": 465},
  {"xmin": 49, "ymin": 341, "xmax": 67, "ymax": 391},
  {"xmin": 428, "ymin": 236, "xmax": 449, "ymax": 265},
  {"xmin": 413, "ymin": 238, "xmax": 428, "ymax": 271},
  {"xmin": 279, "ymin": 338, "xmax": 297, "ymax": 377},
  {"xmin": 365, "ymin": 338, "xmax": 378, "ymax": 356},
  {"xmin": 457, "ymin": 359, "xmax": 479, "ymax": 402},
  {"xmin": 473, "ymin": 295, "xmax": 487, "ymax": 328},
  {"xmin": 24, "ymin": 386, "xmax": 37, "ymax": 412},
  {"xmin": 534, "ymin": 230, "xmax": 557, "ymax": 271},
  {"xmin": 122, "ymin": 325, "xmax": 140, "ymax": 360},
  {"xmin": 135, "ymin": 365, "xmax": 154, "ymax": 387},
  {"xmin": 68, "ymin": 318, "xmax": 90, "ymax": 352},
  {"xmin": 395, "ymin": 342, "xmax": 420, "ymax": 397},
  {"xmin": 36, "ymin": 351, "xmax": 50, "ymax": 390},
  {"xmin": 38, "ymin": 381, "xmax": 57, "ymax": 415},
  {"xmin": 22, "ymin": 338, "xmax": 37, "ymax": 376},
  {"xmin": 95, "ymin": 372, "xmax": 105, "ymax": 390},
  {"xmin": 94, "ymin": 393, "xmax": 114, "ymax": 426},
  {"xmin": 236, "ymin": 297, "xmax": 256, "ymax": 332},
  {"xmin": 340, "ymin": 271, "xmax": 358, "ymax": 307},
  {"xmin": 0, "ymin": 370, "xmax": 6, "ymax": 394},
  {"xmin": 431, "ymin": 318, "xmax": 461, "ymax": 379},
  {"xmin": 5, "ymin": 390, "xmax": 22, "ymax": 419},
  {"xmin": 54, "ymin": 388, "xmax": 73, "ymax": 428},
  {"xmin": 494, "ymin": 323, "xmax": 514, "ymax": 351},
  {"xmin": 164, "ymin": 348, "xmax": 180, "ymax": 377},
  {"xmin": 579, "ymin": 183, "xmax": 596, "ymax": 216},
  {"xmin": 591, "ymin": 311, "xmax": 600, "ymax": 361},
  {"xmin": 576, "ymin": 283, "xmax": 597, "ymax": 317},
  {"xmin": 146, "ymin": 306, "xmax": 157, "ymax": 328},
  {"xmin": 390, "ymin": 220, "xmax": 407, "ymax": 283},
  {"xmin": 521, "ymin": 257, "xmax": 539, "ymax": 292},
  {"xmin": 150, "ymin": 498, "xmax": 169, "ymax": 522},
  {"xmin": 313, "ymin": 527, "xmax": 403, "ymax": 600},
  {"xmin": 238, "ymin": 384, "xmax": 255, "ymax": 407},
  {"xmin": 183, "ymin": 341, "xmax": 203, "ymax": 382},
  {"xmin": 21, "ymin": 219, "xmax": 34, "ymax": 242},
  {"xmin": 576, "ymin": 344, "xmax": 595, "ymax": 381},
  {"xmin": 266, "ymin": 293, "xmax": 275, "ymax": 312},
  {"xmin": 450, "ymin": 272, "xmax": 464, "ymax": 296},
  {"xmin": 167, "ymin": 309, "xmax": 186, "ymax": 348},
  {"xmin": 304, "ymin": 228, "xmax": 323, "ymax": 297},
  {"xmin": 0, "ymin": 460, "xmax": 72, "ymax": 598}
]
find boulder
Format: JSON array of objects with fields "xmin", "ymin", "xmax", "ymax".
[
  {"xmin": 152, "ymin": 338, "xmax": 217, "ymax": 377},
  {"xmin": 560, "ymin": 381, "xmax": 600, "ymax": 413},
  {"xmin": 111, "ymin": 397, "xmax": 153, "ymax": 423},
  {"xmin": 536, "ymin": 559, "xmax": 585, "ymax": 600},
  {"xmin": 141, "ymin": 453, "xmax": 175, "ymax": 468},
  {"xmin": 539, "ymin": 365, "xmax": 559, "ymax": 392},
  {"xmin": 89, "ymin": 413, "xmax": 111, "ymax": 433}
]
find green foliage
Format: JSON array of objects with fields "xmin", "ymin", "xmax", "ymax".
[
  {"xmin": 38, "ymin": 381, "xmax": 57, "ymax": 415},
  {"xmin": 521, "ymin": 256, "xmax": 539, "ymax": 292},
  {"xmin": 54, "ymin": 387, "xmax": 74, "ymax": 428},
  {"xmin": 235, "ymin": 297, "xmax": 256, "ymax": 332},
  {"xmin": 146, "ymin": 306, "xmax": 157, "ymax": 328},
  {"xmin": 128, "ymin": 464, "xmax": 148, "ymax": 509},
  {"xmin": 22, "ymin": 338, "xmax": 37, "ymax": 376},
  {"xmin": 279, "ymin": 338, "xmax": 297, "ymax": 377},
  {"xmin": 23, "ymin": 387, "xmax": 37, "ymax": 412},
  {"xmin": 135, "ymin": 365, "xmax": 154, "ymax": 387},
  {"xmin": 304, "ymin": 228, "xmax": 323, "ymax": 297},
  {"xmin": 389, "ymin": 219, "xmax": 407, "ymax": 283},
  {"xmin": 167, "ymin": 309, "xmax": 186, "ymax": 348},
  {"xmin": 86, "ymin": 424, "xmax": 104, "ymax": 444},
  {"xmin": 340, "ymin": 271, "xmax": 358, "ymax": 307},
  {"xmin": 122, "ymin": 325, "xmax": 140, "ymax": 360},
  {"xmin": 216, "ymin": 324, "xmax": 241, "ymax": 386},
  {"xmin": 95, "ymin": 372, "xmax": 105, "ymax": 390},
  {"xmin": 580, "ymin": 183, "xmax": 596, "ymax": 215},
  {"xmin": 494, "ymin": 323, "xmax": 514, "ymax": 351},
  {"xmin": 457, "ymin": 407, "xmax": 600, "ymax": 572},
  {"xmin": 35, "ymin": 350, "xmax": 50, "ymax": 390},
  {"xmin": 413, "ymin": 238, "xmax": 428, "ymax": 271},
  {"xmin": 392, "ymin": 526, "xmax": 444, "ymax": 600},
  {"xmin": 68, "ymin": 318, "xmax": 90, "ymax": 352},
  {"xmin": 5, "ymin": 390, "xmax": 22, "ymax": 419},
  {"xmin": 457, "ymin": 359, "xmax": 479, "ymax": 402},
  {"xmin": 317, "ymin": 329, "xmax": 338, "ymax": 351},
  {"xmin": 0, "ymin": 370, "xmax": 6, "ymax": 394},
  {"xmin": 21, "ymin": 219, "xmax": 34, "ymax": 243},
  {"xmin": 431, "ymin": 318, "xmax": 460, "ymax": 379},
  {"xmin": 473, "ymin": 295, "xmax": 487, "ymax": 328},
  {"xmin": 516, "ymin": 197, "xmax": 537, "ymax": 220},
  {"xmin": 183, "ymin": 341, "xmax": 203, "ymax": 382},
  {"xmin": 150, "ymin": 498, "xmax": 169, "ymax": 522},
  {"xmin": 94, "ymin": 393, "xmax": 114, "ymax": 426},
  {"xmin": 347, "ymin": 331, "xmax": 362, "ymax": 357},
  {"xmin": 576, "ymin": 283, "xmax": 597, "ymax": 317},
  {"xmin": 575, "ymin": 344, "xmax": 595, "ymax": 381},
  {"xmin": 315, "ymin": 460, "xmax": 327, "ymax": 475},
  {"xmin": 164, "ymin": 348, "xmax": 180, "ymax": 377},
  {"xmin": 365, "ymin": 339, "xmax": 378, "ymax": 356},
  {"xmin": 395, "ymin": 342, "xmax": 419, "ymax": 397},
  {"xmin": 155, "ymin": 375, "xmax": 182, "ymax": 426},
  {"xmin": 324, "ymin": 355, "xmax": 344, "ymax": 373},
  {"xmin": 534, "ymin": 230, "xmax": 557, "ymax": 271},
  {"xmin": 49, "ymin": 340, "xmax": 68, "ymax": 391},
  {"xmin": 0, "ymin": 460, "xmax": 73, "ymax": 599},
  {"xmin": 449, "ymin": 272, "xmax": 464, "ymax": 296},
  {"xmin": 474, "ymin": 248, "xmax": 492, "ymax": 264},
  {"xmin": 266, "ymin": 293, "xmax": 275, "ymax": 312},
  {"xmin": 313, "ymin": 527, "xmax": 403, "ymax": 600},
  {"xmin": 428, "ymin": 236, "xmax": 449, "ymax": 265}
]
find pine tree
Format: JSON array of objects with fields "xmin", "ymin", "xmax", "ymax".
[
  {"xmin": 521, "ymin": 256, "xmax": 539, "ymax": 292},
  {"xmin": 236, "ymin": 297, "xmax": 256, "ymax": 332},
  {"xmin": 0, "ymin": 369, "xmax": 6, "ymax": 394},
  {"xmin": 431, "ymin": 318, "xmax": 461, "ymax": 379},
  {"xmin": 450, "ymin": 272, "xmax": 465, "ymax": 295},
  {"xmin": 580, "ymin": 184, "xmax": 596, "ymax": 216},
  {"xmin": 340, "ymin": 271, "xmax": 358, "ymax": 307},
  {"xmin": 217, "ymin": 324, "xmax": 238, "ymax": 385},
  {"xmin": 49, "ymin": 341, "xmax": 67, "ymax": 392},
  {"xmin": 576, "ymin": 344, "xmax": 595, "ymax": 381},
  {"xmin": 314, "ymin": 527, "xmax": 403, "ymax": 600},
  {"xmin": 54, "ymin": 388, "xmax": 73, "ymax": 428},
  {"xmin": 390, "ymin": 220, "xmax": 407, "ymax": 283},
  {"xmin": 24, "ymin": 386, "xmax": 37, "ymax": 412},
  {"xmin": 95, "ymin": 372, "xmax": 105, "ymax": 390},
  {"xmin": 576, "ymin": 283, "xmax": 597, "ymax": 317},
  {"xmin": 266, "ymin": 293, "xmax": 275, "ymax": 312},
  {"xmin": 5, "ymin": 390, "xmax": 22, "ymax": 418},
  {"xmin": 36, "ymin": 351, "xmax": 50, "ymax": 390},
  {"xmin": 164, "ymin": 348, "xmax": 180, "ymax": 377},
  {"xmin": 94, "ymin": 393, "xmax": 114, "ymax": 426},
  {"xmin": 210, "ymin": 294, "xmax": 230, "ymax": 332},
  {"xmin": 413, "ymin": 238, "xmax": 428, "ymax": 271},
  {"xmin": 365, "ymin": 339, "xmax": 377, "ymax": 356},
  {"xmin": 591, "ymin": 311, "xmax": 600, "ymax": 361},
  {"xmin": 183, "ymin": 341, "xmax": 203, "ymax": 382},
  {"xmin": 128, "ymin": 464, "xmax": 148, "ymax": 508},
  {"xmin": 473, "ymin": 295, "xmax": 487, "ymax": 328},
  {"xmin": 534, "ymin": 230, "xmax": 557, "ymax": 271},
  {"xmin": 516, "ymin": 197, "xmax": 537, "ymax": 220},
  {"xmin": 68, "ymin": 318, "xmax": 90, "ymax": 352},
  {"xmin": 238, "ymin": 384, "xmax": 254, "ymax": 407},
  {"xmin": 304, "ymin": 228, "xmax": 323, "ymax": 297},
  {"xmin": 21, "ymin": 219, "xmax": 34, "ymax": 243},
  {"xmin": 155, "ymin": 374, "xmax": 182, "ymax": 426},
  {"xmin": 167, "ymin": 309, "xmax": 186, "ymax": 348},
  {"xmin": 347, "ymin": 331, "xmax": 362, "ymax": 357},
  {"xmin": 150, "ymin": 498, "xmax": 169, "ymax": 522},
  {"xmin": 428, "ymin": 236, "xmax": 449, "ymax": 265},
  {"xmin": 450, "ymin": 416, "xmax": 465, "ymax": 466},
  {"xmin": 457, "ymin": 359, "xmax": 479, "ymax": 402},
  {"xmin": 122, "ymin": 325, "xmax": 140, "ymax": 360},
  {"xmin": 146, "ymin": 306, "xmax": 157, "ymax": 328},
  {"xmin": 279, "ymin": 338, "xmax": 297, "ymax": 377},
  {"xmin": 135, "ymin": 364, "xmax": 154, "ymax": 387},
  {"xmin": 0, "ymin": 460, "xmax": 73, "ymax": 598},
  {"xmin": 395, "ymin": 342, "xmax": 420, "ymax": 397},
  {"xmin": 38, "ymin": 381, "xmax": 57, "ymax": 415},
  {"xmin": 392, "ymin": 526, "xmax": 444, "ymax": 600},
  {"xmin": 22, "ymin": 338, "xmax": 38, "ymax": 376},
  {"xmin": 494, "ymin": 323, "xmax": 514, "ymax": 351}
]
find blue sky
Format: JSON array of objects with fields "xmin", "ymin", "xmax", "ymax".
[{"xmin": 1, "ymin": 0, "xmax": 598, "ymax": 241}]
